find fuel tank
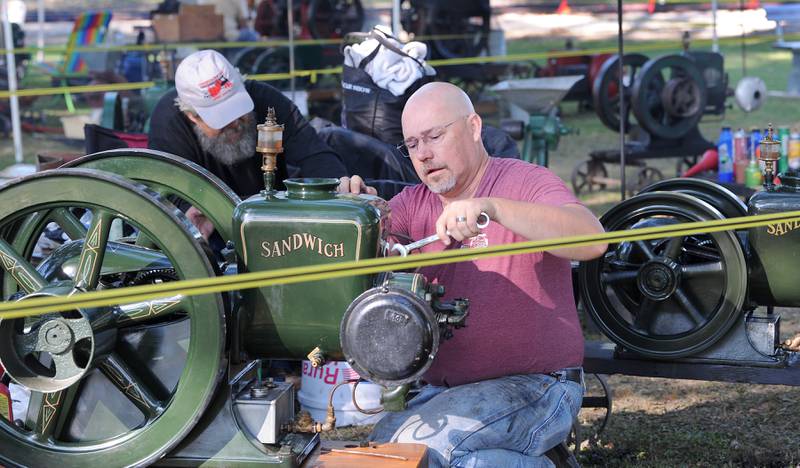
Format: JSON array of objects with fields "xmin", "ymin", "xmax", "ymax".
[
  {"xmin": 747, "ymin": 171, "xmax": 800, "ymax": 306},
  {"xmin": 232, "ymin": 178, "xmax": 389, "ymax": 359}
]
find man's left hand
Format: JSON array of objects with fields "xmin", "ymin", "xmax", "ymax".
[
  {"xmin": 435, "ymin": 198, "xmax": 496, "ymax": 245},
  {"xmin": 338, "ymin": 175, "xmax": 377, "ymax": 195}
]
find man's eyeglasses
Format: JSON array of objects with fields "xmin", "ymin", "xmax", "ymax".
[{"xmin": 396, "ymin": 115, "xmax": 468, "ymax": 157}]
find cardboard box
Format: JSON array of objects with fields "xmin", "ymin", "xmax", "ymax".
[
  {"xmin": 178, "ymin": 12, "xmax": 224, "ymax": 42},
  {"xmin": 179, "ymin": 4, "xmax": 217, "ymax": 16},
  {"xmin": 151, "ymin": 7, "xmax": 224, "ymax": 43},
  {"xmin": 152, "ymin": 14, "xmax": 180, "ymax": 43}
]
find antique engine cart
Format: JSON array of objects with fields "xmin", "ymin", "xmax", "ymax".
[
  {"xmin": 0, "ymin": 113, "xmax": 468, "ymax": 466},
  {"xmin": 578, "ymin": 127, "xmax": 797, "ymax": 368}
]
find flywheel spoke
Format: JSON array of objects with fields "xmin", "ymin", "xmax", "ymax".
[
  {"xmin": 74, "ymin": 210, "xmax": 114, "ymax": 291},
  {"xmin": 115, "ymin": 295, "xmax": 187, "ymax": 326},
  {"xmin": 602, "ymin": 269, "xmax": 639, "ymax": 283},
  {"xmin": 0, "ymin": 238, "xmax": 47, "ymax": 294},
  {"xmin": 99, "ymin": 353, "xmax": 164, "ymax": 420},
  {"xmin": 633, "ymin": 298, "xmax": 656, "ymax": 333},
  {"xmin": 673, "ymin": 287, "xmax": 705, "ymax": 325},
  {"xmin": 28, "ymin": 390, "xmax": 67, "ymax": 439},
  {"xmin": 634, "ymin": 240, "xmax": 656, "ymax": 260},
  {"xmin": 49, "ymin": 208, "xmax": 87, "ymax": 240},
  {"xmin": 663, "ymin": 236, "xmax": 685, "ymax": 259},
  {"xmin": 681, "ymin": 261, "xmax": 724, "ymax": 279}
]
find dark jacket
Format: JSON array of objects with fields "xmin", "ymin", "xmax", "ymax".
[{"xmin": 148, "ymin": 80, "xmax": 348, "ymax": 197}]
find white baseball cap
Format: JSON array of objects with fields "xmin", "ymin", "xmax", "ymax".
[{"xmin": 175, "ymin": 50, "xmax": 254, "ymax": 130}]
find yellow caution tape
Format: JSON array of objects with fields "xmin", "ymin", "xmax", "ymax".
[
  {"xmin": 1, "ymin": 210, "xmax": 798, "ymax": 320},
  {"xmin": 0, "ymin": 81, "xmax": 156, "ymax": 99}
]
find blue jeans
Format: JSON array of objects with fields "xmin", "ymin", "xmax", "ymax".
[{"xmin": 369, "ymin": 373, "xmax": 584, "ymax": 468}]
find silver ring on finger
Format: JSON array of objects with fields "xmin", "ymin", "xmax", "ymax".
[{"xmin": 455, "ymin": 215, "xmax": 467, "ymax": 223}]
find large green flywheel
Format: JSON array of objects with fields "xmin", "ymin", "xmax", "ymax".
[
  {"xmin": 0, "ymin": 169, "xmax": 225, "ymax": 467},
  {"xmin": 63, "ymin": 148, "xmax": 241, "ymax": 242}
]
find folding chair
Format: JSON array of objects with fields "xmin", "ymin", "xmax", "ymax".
[{"xmin": 34, "ymin": 11, "xmax": 113, "ymax": 112}]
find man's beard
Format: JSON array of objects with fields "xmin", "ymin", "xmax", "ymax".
[
  {"xmin": 422, "ymin": 163, "xmax": 456, "ymax": 194},
  {"xmin": 193, "ymin": 112, "xmax": 257, "ymax": 165}
]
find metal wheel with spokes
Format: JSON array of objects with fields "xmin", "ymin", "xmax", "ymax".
[
  {"xmin": 63, "ymin": 149, "xmax": 241, "ymax": 243},
  {"xmin": 308, "ymin": 0, "xmax": 365, "ymax": 39},
  {"xmin": 578, "ymin": 192, "xmax": 747, "ymax": 358},
  {"xmin": 571, "ymin": 160, "xmax": 608, "ymax": 195},
  {"xmin": 631, "ymin": 54, "xmax": 706, "ymax": 140},
  {"xmin": 592, "ymin": 53, "xmax": 649, "ymax": 133},
  {"xmin": 0, "ymin": 170, "xmax": 224, "ymax": 467}
]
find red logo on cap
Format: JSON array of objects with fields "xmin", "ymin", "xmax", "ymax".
[{"xmin": 199, "ymin": 71, "xmax": 233, "ymax": 101}]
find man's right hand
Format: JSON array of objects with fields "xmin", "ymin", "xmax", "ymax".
[
  {"xmin": 186, "ymin": 206, "xmax": 215, "ymax": 240},
  {"xmin": 783, "ymin": 333, "xmax": 800, "ymax": 351}
]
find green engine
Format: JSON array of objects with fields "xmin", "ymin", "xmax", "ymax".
[
  {"xmin": 0, "ymin": 151, "xmax": 467, "ymax": 467},
  {"xmin": 234, "ymin": 178, "xmax": 387, "ymax": 359}
]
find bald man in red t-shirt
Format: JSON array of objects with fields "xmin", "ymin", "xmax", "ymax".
[{"xmin": 369, "ymin": 82, "xmax": 605, "ymax": 467}]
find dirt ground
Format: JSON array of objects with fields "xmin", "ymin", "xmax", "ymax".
[{"xmin": 577, "ymin": 307, "xmax": 800, "ymax": 466}]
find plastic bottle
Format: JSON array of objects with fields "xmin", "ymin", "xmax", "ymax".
[
  {"xmin": 790, "ymin": 130, "xmax": 800, "ymax": 170},
  {"xmin": 750, "ymin": 127, "xmax": 762, "ymax": 161},
  {"xmin": 717, "ymin": 127, "xmax": 734, "ymax": 183},
  {"xmin": 733, "ymin": 128, "xmax": 748, "ymax": 183},
  {"xmin": 745, "ymin": 158, "xmax": 763, "ymax": 189},
  {"xmin": 778, "ymin": 126, "xmax": 790, "ymax": 174}
]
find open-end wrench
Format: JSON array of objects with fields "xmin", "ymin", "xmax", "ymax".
[{"xmin": 391, "ymin": 212, "xmax": 490, "ymax": 257}]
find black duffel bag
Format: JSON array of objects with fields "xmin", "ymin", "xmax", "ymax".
[{"xmin": 341, "ymin": 30, "xmax": 434, "ymax": 147}]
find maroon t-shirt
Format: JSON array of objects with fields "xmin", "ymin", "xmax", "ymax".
[{"xmin": 389, "ymin": 158, "xmax": 584, "ymax": 387}]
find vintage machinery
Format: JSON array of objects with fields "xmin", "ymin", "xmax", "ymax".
[
  {"xmin": 572, "ymin": 42, "xmax": 729, "ymax": 195},
  {"xmin": 400, "ymin": 0, "xmax": 521, "ymax": 93},
  {"xmin": 0, "ymin": 111, "xmax": 469, "ymax": 466},
  {"xmin": 492, "ymin": 75, "xmax": 579, "ymax": 167},
  {"xmin": 232, "ymin": 0, "xmax": 365, "ymax": 91},
  {"xmin": 578, "ymin": 126, "xmax": 795, "ymax": 366},
  {"xmin": 535, "ymin": 44, "xmax": 613, "ymax": 110}
]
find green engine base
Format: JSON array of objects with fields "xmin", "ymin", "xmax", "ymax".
[{"xmin": 158, "ymin": 383, "xmax": 318, "ymax": 467}]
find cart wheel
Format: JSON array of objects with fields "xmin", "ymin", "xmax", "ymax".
[
  {"xmin": 631, "ymin": 166, "xmax": 664, "ymax": 195},
  {"xmin": 571, "ymin": 373, "xmax": 612, "ymax": 451},
  {"xmin": 571, "ymin": 160, "xmax": 608, "ymax": 195}
]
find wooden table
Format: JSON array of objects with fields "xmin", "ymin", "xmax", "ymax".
[{"xmin": 305, "ymin": 441, "xmax": 428, "ymax": 468}]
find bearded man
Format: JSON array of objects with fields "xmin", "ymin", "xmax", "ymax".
[{"xmin": 148, "ymin": 50, "xmax": 373, "ymax": 238}]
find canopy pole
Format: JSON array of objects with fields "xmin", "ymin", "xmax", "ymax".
[
  {"xmin": 288, "ymin": 0, "xmax": 295, "ymax": 101},
  {"xmin": 392, "ymin": 0, "xmax": 401, "ymax": 36},
  {"xmin": 617, "ymin": 0, "xmax": 626, "ymax": 200},
  {"xmin": 37, "ymin": 0, "xmax": 43, "ymax": 62},
  {"xmin": 3, "ymin": 0, "xmax": 23, "ymax": 164},
  {"xmin": 712, "ymin": 0, "xmax": 719, "ymax": 52}
]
